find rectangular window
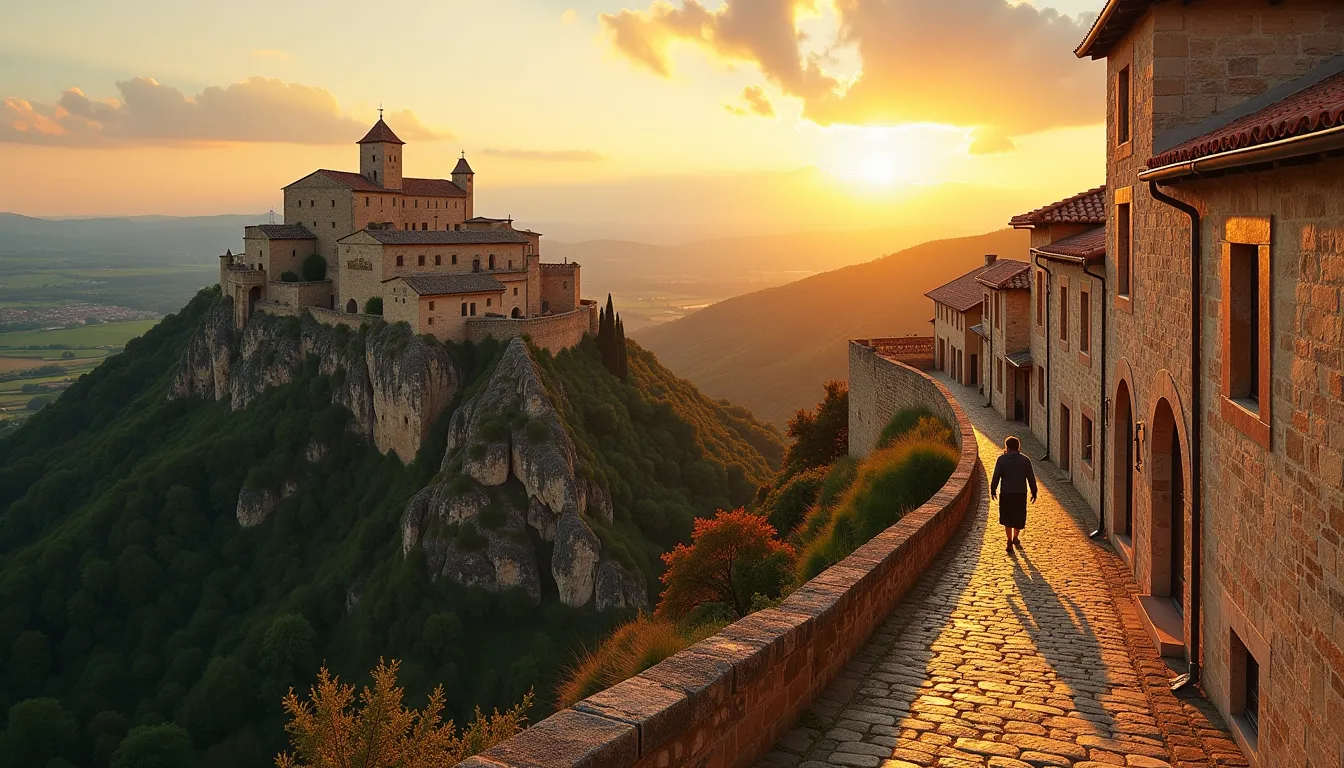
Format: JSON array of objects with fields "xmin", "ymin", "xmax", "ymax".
[
  {"xmin": 435, "ymin": 255, "xmax": 441, "ymax": 266},
  {"xmin": 996, "ymin": 360, "xmax": 1003, "ymax": 393},
  {"xmin": 1037, "ymin": 367, "xmax": 1045, "ymax": 406},
  {"xmin": 1059, "ymin": 285, "xmax": 1069, "ymax": 343},
  {"xmin": 1081, "ymin": 413, "xmax": 1094, "ymax": 463},
  {"xmin": 513, "ymin": 287, "xmax": 519, "ymax": 296},
  {"xmin": 365, "ymin": 197, "xmax": 370, "ymax": 206},
  {"xmin": 418, "ymin": 255, "xmax": 425, "ymax": 266},
  {"xmin": 428, "ymin": 317, "xmax": 434, "ymax": 326},
  {"xmin": 487, "ymin": 298, "xmax": 492, "ymax": 307},
  {"xmin": 1245, "ymin": 653, "xmax": 1260, "ymax": 734},
  {"xmin": 1117, "ymin": 66, "xmax": 1131, "ymax": 146},
  {"xmin": 1060, "ymin": 404, "xmax": 1072, "ymax": 472},
  {"xmin": 1080, "ymin": 288, "xmax": 1091, "ymax": 354},
  {"xmin": 1228, "ymin": 243, "xmax": 1262, "ymax": 403},
  {"xmin": 1117, "ymin": 201, "xmax": 1132, "ymax": 297},
  {"xmin": 984, "ymin": 293, "xmax": 990, "ymax": 325},
  {"xmin": 452, "ymin": 255, "xmax": 458, "ymax": 265},
  {"xmin": 470, "ymin": 302, "xmax": 477, "ymax": 316},
  {"xmin": 996, "ymin": 292, "xmax": 1003, "ymax": 330},
  {"xmin": 428, "ymin": 301, "xmax": 435, "ymax": 310},
  {"xmin": 461, "ymin": 303, "xmax": 467, "ymax": 316}
]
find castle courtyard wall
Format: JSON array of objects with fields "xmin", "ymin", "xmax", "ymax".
[
  {"xmin": 465, "ymin": 303, "xmax": 596, "ymax": 354},
  {"xmin": 267, "ymin": 280, "xmax": 332, "ymax": 310},
  {"xmin": 540, "ymin": 263, "xmax": 581, "ymax": 314}
]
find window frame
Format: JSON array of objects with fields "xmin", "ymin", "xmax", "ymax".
[
  {"xmin": 1058, "ymin": 276, "xmax": 1070, "ymax": 350},
  {"xmin": 1220, "ymin": 216, "xmax": 1272, "ymax": 449},
  {"xmin": 1115, "ymin": 186, "xmax": 1134, "ymax": 312},
  {"xmin": 1078, "ymin": 284, "xmax": 1092, "ymax": 366}
]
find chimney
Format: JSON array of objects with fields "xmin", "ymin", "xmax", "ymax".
[{"xmin": 984, "ymin": 254, "xmax": 998, "ymax": 266}]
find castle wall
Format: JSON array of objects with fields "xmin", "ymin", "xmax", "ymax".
[
  {"xmin": 338, "ymin": 241, "xmax": 383, "ymax": 313},
  {"xmin": 848, "ymin": 339, "xmax": 961, "ymax": 459},
  {"xmin": 540, "ymin": 263, "xmax": 580, "ymax": 314},
  {"xmin": 267, "ymin": 280, "xmax": 332, "ymax": 310},
  {"xmin": 283, "ymin": 177, "xmax": 353, "ymax": 300},
  {"xmin": 465, "ymin": 303, "xmax": 596, "ymax": 354}
]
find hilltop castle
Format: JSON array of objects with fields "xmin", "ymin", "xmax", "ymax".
[{"xmin": 219, "ymin": 118, "xmax": 594, "ymax": 350}]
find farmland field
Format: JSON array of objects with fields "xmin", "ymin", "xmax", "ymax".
[{"xmin": 0, "ymin": 319, "xmax": 159, "ymax": 347}]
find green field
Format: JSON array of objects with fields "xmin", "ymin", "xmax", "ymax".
[{"xmin": 0, "ymin": 318, "xmax": 159, "ymax": 347}]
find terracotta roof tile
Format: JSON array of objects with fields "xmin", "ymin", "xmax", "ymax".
[
  {"xmin": 350, "ymin": 229, "xmax": 530, "ymax": 246},
  {"xmin": 388, "ymin": 272, "xmax": 505, "ymax": 296},
  {"xmin": 453, "ymin": 156, "xmax": 474, "ymax": 175},
  {"xmin": 975, "ymin": 260, "xmax": 1032, "ymax": 290},
  {"xmin": 313, "ymin": 169, "xmax": 469, "ymax": 198},
  {"xmin": 1148, "ymin": 70, "xmax": 1344, "ymax": 169},
  {"xmin": 925, "ymin": 263, "xmax": 995, "ymax": 313},
  {"xmin": 1032, "ymin": 226, "xmax": 1106, "ymax": 262},
  {"xmin": 358, "ymin": 119, "xmax": 405, "ymax": 145},
  {"xmin": 1076, "ymin": 0, "xmax": 1151, "ymax": 60},
  {"xmin": 1009, "ymin": 186, "xmax": 1106, "ymax": 227}
]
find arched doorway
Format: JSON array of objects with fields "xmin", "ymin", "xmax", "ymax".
[
  {"xmin": 1112, "ymin": 380, "xmax": 1135, "ymax": 541},
  {"xmin": 346, "ymin": 298, "xmax": 358, "ymax": 313},
  {"xmin": 247, "ymin": 286, "xmax": 261, "ymax": 319},
  {"xmin": 511, "ymin": 307, "xmax": 522, "ymax": 318},
  {"xmin": 1149, "ymin": 397, "xmax": 1186, "ymax": 610}
]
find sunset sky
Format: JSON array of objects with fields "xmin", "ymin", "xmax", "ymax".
[{"xmin": 1, "ymin": 0, "xmax": 1108, "ymax": 238}]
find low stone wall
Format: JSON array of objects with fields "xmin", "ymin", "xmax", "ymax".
[
  {"xmin": 254, "ymin": 301, "xmax": 304, "ymax": 318},
  {"xmin": 268, "ymin": 279, "xmax": 332, "ymax": 309},
  {"xmin": 465, "ymin": 304, "xmax": 596, "ymax": 354},
  {"xmin": 849, "ymin": 338, "xmax": 952, "ymax": 459},
  {"xmin": 308, "ymin": 306, "xmax": 378, "ymax": 331},
  {"xmin": 459, "ymin": 341, "xmax": 981, "ymax": 768}
]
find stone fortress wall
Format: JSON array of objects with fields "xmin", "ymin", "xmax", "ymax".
[{"xmin": 459, "ymin": 339, "xmax": 982, "ymax": 768}]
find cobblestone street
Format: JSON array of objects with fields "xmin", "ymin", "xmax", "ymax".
[{"xmin": 759, "ymin": 377, "xmax": 1243, "ymax": 768}]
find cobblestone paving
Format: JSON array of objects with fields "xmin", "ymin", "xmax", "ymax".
[{"xmin": 759, "ymin": 378, "xmax": 1243, "ymax": 768}]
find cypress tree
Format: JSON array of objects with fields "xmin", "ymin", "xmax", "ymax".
[
  {"xmin": 599, "ymin": 294, "xmax": 619, "ymax": 375},
  {"xmin": 616, "ymin": 314, "xmax": 628, "ymax": 382}
]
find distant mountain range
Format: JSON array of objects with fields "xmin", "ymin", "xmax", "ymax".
[{"xmin": 634, "ymin": 228, "xmax": 1031, "ymax": 426}]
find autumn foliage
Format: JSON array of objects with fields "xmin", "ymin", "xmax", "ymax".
[
  {"xmin": 276, "ymin": 659, "xmax": 531, "ymax": 768},
  {"xmin": 656, "ymin": 508, "xmax": 795, "ymax": 620}
]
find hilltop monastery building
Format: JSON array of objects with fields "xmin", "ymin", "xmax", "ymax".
[{"xmin": 219, "ymin": 118, "xmax": 593, "ymax": 349}]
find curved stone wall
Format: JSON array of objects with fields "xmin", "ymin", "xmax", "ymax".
[{"xmin": 458, "ymin": 340, "xmax": 981, "ymax": 768}]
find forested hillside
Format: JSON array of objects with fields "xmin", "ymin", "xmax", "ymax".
[
  {"xmin": 636, "ymin": 228, "xmax": 1030, "ymax": 425},
  {"xmin": 0, "ymin": 289, "xmax": 781, "ymax": 768}
]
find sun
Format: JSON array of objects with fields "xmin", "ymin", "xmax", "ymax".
[{"xmin": 858, "ymin": 152, "xmax": 902, "ymax": 185}]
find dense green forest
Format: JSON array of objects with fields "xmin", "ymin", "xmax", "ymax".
[{"xmin": 0, "ymin": 288, "xmax": 781, "ymax": 767}]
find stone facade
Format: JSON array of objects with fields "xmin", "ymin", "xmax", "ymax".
[
  {"xmin": 218, "ymin": 118, "xmax": 591, "ymax": 350},
  {"xmin": 465, "ymin": 303, "xmax": 599, "ymax": 355},
  {"xmin": 1086, "ymin": 3, "xmax": 1344, "ymax": 766},
  {"xmin": 981, "ymin": 280, "xmax": 1032, "ymax": 424},
  {"xmin": 932, "ymin": 300, "xmax": 982, "ymax": 388}
]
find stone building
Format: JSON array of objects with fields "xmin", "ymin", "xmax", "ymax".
[
  {"xmin": 1010, "ymin": 187, "xmax": 1107, "ymax": 516},
  {"xmin": 1075, "ymin": 2, "xmax": 1344, "ymax": 765},
  {"xmin": 219, "ymin": 117, "xmax": 593, "ymax": 347},
  {"xmin": 974, "ymin": 259, "xmax": 1033, "ymax": 424},
  {"xmin": 924, "ymin": 256, "xmax": 991, "ymax": 388}
]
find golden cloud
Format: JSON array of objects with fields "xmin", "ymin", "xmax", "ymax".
[
  {"xmin": 601, "ymin": 0, "xmax": 1103, "ymax": 146},
  {"xmin": 725, "ymin": 86, "xmax": 776, "ymax": 118},
  {"xmin": 0, "ymin": 77, "xmax": 450, "ymax": 147}
]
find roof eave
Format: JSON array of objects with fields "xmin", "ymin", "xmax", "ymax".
[
  {"xmin": 1140, "ymin": 123, "xmax": 1344, "ymax": 183},
  {"xmin": 1075, "ymin": 0, "xmax": 1125, "ymax": 60}
]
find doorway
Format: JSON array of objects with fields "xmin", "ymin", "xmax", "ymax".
[
  {"xmin": 1060, "ymin": 403, "xmax": 1072, "ymax": 473},
  {"xmin": 346, "ymin": 298, "xmax": 358, "ymax": 313},
  {"xmin": 1113, "ymin": 381, "xmax": 1135, "ymax": 542},
  {"xmin": 1170, "ymin": 436, "xmax": 1185, "ymax": 613},
  {"xmin": 969, "ymin": 354, "xmax": 978, "ymax": 386}
]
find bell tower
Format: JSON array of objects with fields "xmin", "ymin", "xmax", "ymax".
[
  {"xmin": 452, "ymin": 153, "xmax": 474, "ymax": 218},
  {"xmin": 358, "ymin": 112, "xmax": 405, "ymax": 190}
]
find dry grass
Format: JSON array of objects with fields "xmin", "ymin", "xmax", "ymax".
[{"xmin": 554, "ymin": 617, "xmax": 717, "ymax": 709}]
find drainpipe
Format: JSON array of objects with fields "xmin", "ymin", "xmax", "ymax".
[
  {"xmin": 1148, "ymin": 181, "xmax": 1202, "ymax": 691},
  {"xmin": 1033, "ymin": 253, "xmax": 1056, "ymax": 462},
  {"xmin": 983, "ymin": 296, "xmax": 994, "ymax": 409},
  {"xmin": 1084, "ymin": 260, "xmax": 1107, "ymax": 540}
]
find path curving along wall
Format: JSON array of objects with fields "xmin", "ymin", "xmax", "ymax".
[{"xmin": 458, "ymin": 339, "xmax": 982, "ymax": 768}]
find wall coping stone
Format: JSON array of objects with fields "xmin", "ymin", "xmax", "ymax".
[{"xmin": 459, "ymin": 344, "xmax": 981, "ymax": 768}]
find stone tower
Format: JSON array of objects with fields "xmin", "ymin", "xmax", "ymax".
[
  {"xmin": 452, "ymin": 154, "xmax": 474, "ymax": 218},
  {"xmin": 358, "ymin": 117, "xmax": 405, "ymax": 190}
]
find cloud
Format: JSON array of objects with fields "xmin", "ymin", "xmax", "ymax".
[
  {"xmin": 482, "ymin": 147, "xmax": 607, "ymax": 162},
  {"xmin": 0, "ymin": 77, "xmax": 450, "ymax": 147},
  {"xmin": 601, "ymin": 0, "xmax": 1103, "ymax": 146},
  {"xmin": 725, "ymin": 85, "xmax": 776, "ymax": 117},
  {"xmin": 252, "ymin": 49, "xmax": 294, "ymax": 61},
  {"xmin": 562, "ymin": 8, "xmax": 578, "ymax": 25},
  {"xmin": 967, "ymin": 127, "xmax": 1015, "ymax": 155}
]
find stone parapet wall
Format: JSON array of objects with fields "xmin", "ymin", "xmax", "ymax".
[
  {"xmin": 267, "ymin": 279, "xmax": 332, "ymax": 309},
  {"xmin": 308, "ymin": 306, "xmax": 377, "ymax": 331},
  {"xmin": 848, "ymin": 339, "xmax": 952, "ymax": 459},
  {"xmin": 460, "ymin": 343, "xmax": 981, "ymax": 768},
  {"xmin": 465, "ymin": 304, "xmax": 596, "ymax": 354},
  {"xmin": 254, "ymin": 302, "xmax": 305, "ymax": 319}
]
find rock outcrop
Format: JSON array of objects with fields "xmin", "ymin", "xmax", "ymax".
[
  {"xmin": 236, "ymin": 487, "xmax": 279, "ymax": 528},
  {"xmin": 400, "ymin": 338, "xmax": 645, "ymax": 610},
  {"xmin": 171, "ymin": 303, "xmax": 460, "ymax": 462}
]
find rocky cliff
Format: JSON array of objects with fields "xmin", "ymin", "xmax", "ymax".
[
  {"xmin": 171, "ymin": 299, "xmax": 459, "ymax": 461},
  {"xmin": 400, "ymin": 338, "xmax": 647, "ymax": 610}
]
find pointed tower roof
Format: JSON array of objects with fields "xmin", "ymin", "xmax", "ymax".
[
  {"xmin": 452, "ymin": 154, "xmax": 474, "ymax": 175},
  {"xmin": 357, "ymin": 118, "xmax": 405, "ymax": 145}
]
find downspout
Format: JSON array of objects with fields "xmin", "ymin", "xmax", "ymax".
[
  {"xmin": 1033, "ymin": 253, "xmax": 1056, "ymax": 461},
  {"xmin": 1084, "ymin": 260, "xmax": 1107, "ymax": 540},
  {"xmin": 1148, "ymin": 181, "xmax": 1202, "ymax": 690},
  {"xmin": 983, "ymin": 295, "xmax": 994, "ymax": 409}
]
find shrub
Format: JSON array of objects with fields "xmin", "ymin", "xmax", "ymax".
[
  {"xmin": 364, "ymin": 297, "xmax": 383, "ymax": 315},
  {"xmin": 656, "ymin": 508, "xmax": 794, "ymax": 620},
  {"xmin": 796, "ymin": 436, "xmax": 957, "ymax": 583},
  {"xmin": 457, "ymin": 522, "xmax": 486, "ymax": 551},
  {"xmin": 554, "ymin": 618, "xmax": 712, "ymax": 709},
  {"xmin": 877, "ymin": 407, "xmax": 948, "ymax": 448},
  {"xmin": 301, "ymin": 253, "xmax": 327, "ymax": 281},
  {"xmin": 280, "ymin": 271, "xmax": 299, "ymax": 283},
  {"xmin": 759, "ymin": 466, "xmax": 827, "ymax": 537}
]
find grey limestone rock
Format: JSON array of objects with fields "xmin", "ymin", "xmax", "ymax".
[{"xmin": 236, "ymin": 487, "xmax": 279, "ymax": 528}]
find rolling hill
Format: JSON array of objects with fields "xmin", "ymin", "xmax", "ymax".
[{"xmin": 633, "ymin": 228, "xmax": 1030, "ymax": 426}]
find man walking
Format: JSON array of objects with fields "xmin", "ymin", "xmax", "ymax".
[{"xmin": 990, "ymin": 436, "xmax": 1037, "ymax": 554}]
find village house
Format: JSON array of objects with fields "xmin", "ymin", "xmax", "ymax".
[
  {"xmin": 219, "ymin": 117, "xmax": 593, "ymax": 348},
  {"xmin": 1010, "ymin": 187, "xmax": 1107, "ymax": 516},
  {"xmin": 1076, "ymin": 2, "xmax": 1344, "ymax": 765},
  {"xmin": 925, "ymin": 257, "xmax": 989, "ymax": 388},
  {"xmin": 975, "ymin": 259, "xmax": 1033, "ymax": 424}
]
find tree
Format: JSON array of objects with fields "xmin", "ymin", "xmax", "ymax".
[
  {"xmin": 0, "ymin": 698, "xmax": 76, "ymax": 768},
  {"xmin": 656, "ymin": 509, "xmax": 794, "ymax": 620},
  {"xmin": 112, "ymin": 724, "xmax": 195, "ymax": 768},
  {"xmin": 281, "ymin": 271, "xmax": 300, "ymax": 283},
  {"xmin": 364, "ymin": 297, "xmax": 383, "ymax": 315},
  {"xmin": 615, "ymin": 314, "xmax": 628, "ymax": 382},
  {"xmin": 277, "ymin": 659, "xmax": 533, "ymax": 768},
  {"xmin": 177, "ymin": 656, "xmax": 255, "ymax": 745},
  {"xmin": 260, "ymin": 614, "xmax": 316, "ymax": 682},
  {"xmin": 301, "ymin": 254, "xmax": 327, "ymax": 282},
  {"xmin": 781, "ymin": 380, "xmax": 849, "ymax": 477},
  {"xmin": 7, "ymin": 630, "xmax": 51, "ymax": 697}
]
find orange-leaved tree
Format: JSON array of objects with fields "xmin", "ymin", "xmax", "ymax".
[
  {"xmin": 276, "ymin": 658, "xmax": 532, "ymax": 768},
  {"xmin": 656, "ymin": 508, "xmax": 794, "ymax": 620}
]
